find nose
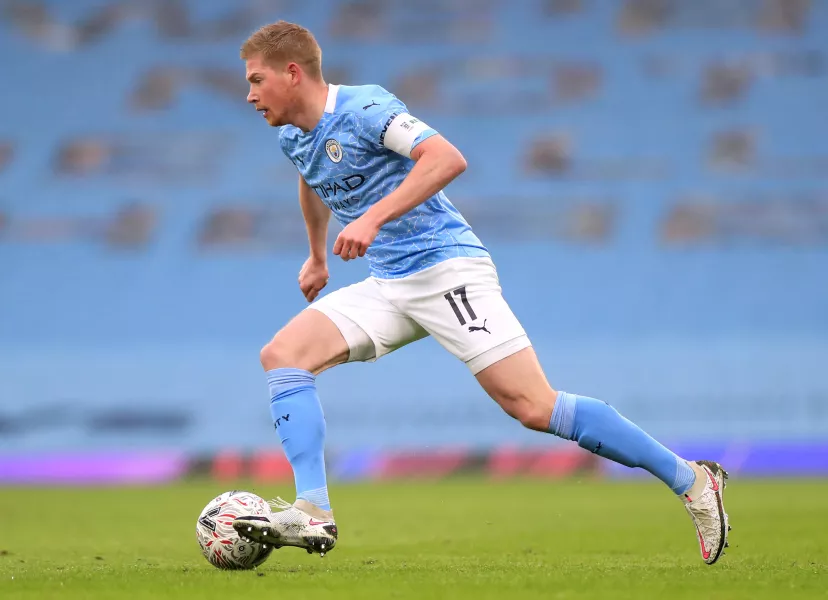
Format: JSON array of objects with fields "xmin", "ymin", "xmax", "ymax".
[{"xmin": 247, "ymin": 88, "xmax": 257, "ymax": 104}]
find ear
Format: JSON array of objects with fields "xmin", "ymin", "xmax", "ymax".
[{"xmin": 286, "ymin": 62, "xmax": 302, "ymax": 85}]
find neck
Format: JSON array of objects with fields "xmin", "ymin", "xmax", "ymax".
[{"xmin": 292, "ymin": 80, "xmax": 329, "ymax": 133}]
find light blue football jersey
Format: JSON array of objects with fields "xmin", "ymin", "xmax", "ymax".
[{"xmin": 278, "ymin": 84, "xmax": 489, "ymax": 279}]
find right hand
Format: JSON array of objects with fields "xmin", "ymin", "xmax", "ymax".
[{"xmin": 298, "ymin": 256, "xmax": 329, "ymax": 303}]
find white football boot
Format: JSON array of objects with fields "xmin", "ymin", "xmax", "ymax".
[
  {"xmin": 232, "ymin": 498, "xmax": 338, "ymax": 557},
  {"xmin": 682, "ymin": 460, "xmax": 731, "ymax": 565}
]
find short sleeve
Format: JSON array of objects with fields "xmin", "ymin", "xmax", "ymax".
[{"xmin": 359, "ymin": 96, "xmax": 438, "ymax": 158}]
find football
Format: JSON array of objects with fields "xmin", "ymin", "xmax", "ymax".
[{"xmin": 195, "ymin": 490, "xmax": 274, "ymax": 569}]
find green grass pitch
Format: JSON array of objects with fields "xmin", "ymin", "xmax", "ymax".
[{"xmin": 0, "ymin": 479, "xmax": 826, "ymax": 599}]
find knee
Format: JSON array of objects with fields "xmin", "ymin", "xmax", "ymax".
[
  {"xmin": 497, "ymin": 391, "xmax": 553, "ymax": 432},
  {"xmin": 260, "ymin": 336, "xmax": 297, "ymax": 371},
  {"xmin": 515, "ymin": 402, "xmax": 553, "ymax": 432}
]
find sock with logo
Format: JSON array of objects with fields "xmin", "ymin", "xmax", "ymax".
[
  {"xmin": 267, "ymin": 368, "xmax": 331, "ymax": 510},
  {"xmin": 548, "ymin": 391, "xmax": 696, "ymax": 495}
]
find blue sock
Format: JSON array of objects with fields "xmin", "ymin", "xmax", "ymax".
[
  {"xmin": 549, "ymin": 391, "xmax": 696, "ymax": 495},
  {"xmin": 267, "ymin": 368, "xmax": 331, "ymax": 510}
]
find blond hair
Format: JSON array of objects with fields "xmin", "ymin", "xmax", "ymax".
[{"xmin": 241, "ymin": 21, "xmax": 323, "ymax": 80}]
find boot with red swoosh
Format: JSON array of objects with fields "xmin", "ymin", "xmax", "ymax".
[
  {"xmin": 233, "ymin": 497, "xmax": 338, "ymax": 557},
  {"xmin": 682, "ymin": 460, "xmax": 731, "ymax": 565}
]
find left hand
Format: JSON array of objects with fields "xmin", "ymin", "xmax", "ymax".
[{"xmin": 333, "ymin": 214, "xmax": 380, "ymax": 261}]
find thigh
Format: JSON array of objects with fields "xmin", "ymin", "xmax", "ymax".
[
  {"xmin": 310, "ymin": 278, "xmax": 429, "ymax": 363},
  {"xmin": 265, "ymin": 308, "xmax": 351, "ymax": 375},
  {"xmin": 386, "ymin": 258, "xmax": 530, "ymax": 373},
  {"xmin": 475, "ymin": 346, "xmax": 558, "ymax": 431}
]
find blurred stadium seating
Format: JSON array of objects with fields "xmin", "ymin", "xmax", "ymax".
[{"xmin": 1, "ymin": 1, "xmax": 827, "ymax": 478}]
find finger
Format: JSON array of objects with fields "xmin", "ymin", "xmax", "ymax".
[
  {"xmin": 307, "ymin": 288, "xmax": 318, "ymax": 302},
  {"xmin": 339, "ymin": 240, "xmax": 352, "ymax": 261},
  {"xmin": 342, "ymin": 241, "xmax": 353, "ymax": 260},
  {"xmin": 332, "ymin": 234, "xmax": 343, "ymax": 256},
  {"xmin": 310, "ymin": 282, "xmax": 326, "ymax": 302},
  {"xmin": 300, "ymin": 277, "xmax": 316, "ymax": 293},
  {"xmin": 358, "ymin": 243, "xmax": 367, "ymax": 258}
]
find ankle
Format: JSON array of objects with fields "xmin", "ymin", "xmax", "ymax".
[
  {"xmin": 294, "ymin": 498, "xmax": 334, "ymax": 520},
  {"xmin": 685, "ymin": 461, "xmax": 708, "ymax": 500}
]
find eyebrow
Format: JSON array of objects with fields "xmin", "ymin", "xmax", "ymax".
[{"xmin": 246, "ymin": 72, "xmax": 262, "ymax": 83}]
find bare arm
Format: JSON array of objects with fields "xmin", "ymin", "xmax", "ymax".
[
  {"xmin": 364, "ymin": 135, "xmax": 467, "ymax": 227},
  {"xmin": 297, "ymin": 175, "xmax": 332, "ymax": 301},
  {"xmin": 332, "ymin": 135, "xmax": 467, "ymax": 260},
  {"xmin": 298, "ymin": 174, "xmax": 330, "ymax": 262}
]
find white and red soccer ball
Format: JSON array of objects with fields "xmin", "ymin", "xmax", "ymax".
[{"xmin": 195, "ymin": 490, "xmax": 273, "ymax": 570}]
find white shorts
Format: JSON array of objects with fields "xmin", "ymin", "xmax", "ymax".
[{"xmin": 309, "ymin": 257, "xmax": 531, "ymax": 374}]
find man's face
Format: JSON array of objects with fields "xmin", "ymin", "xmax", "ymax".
[{"xmin": 246, "ymin": 54, "xmax": 295, "ymax": 127}]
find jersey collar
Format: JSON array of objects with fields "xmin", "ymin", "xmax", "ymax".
[{"xmin": 324, "ymin": 84, "xmax": 340, "ymax": 114}]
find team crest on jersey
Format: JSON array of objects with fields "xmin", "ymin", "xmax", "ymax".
[{"xmin": 325, "ymin": 139, "xmax": 343, "ymax": 163}]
